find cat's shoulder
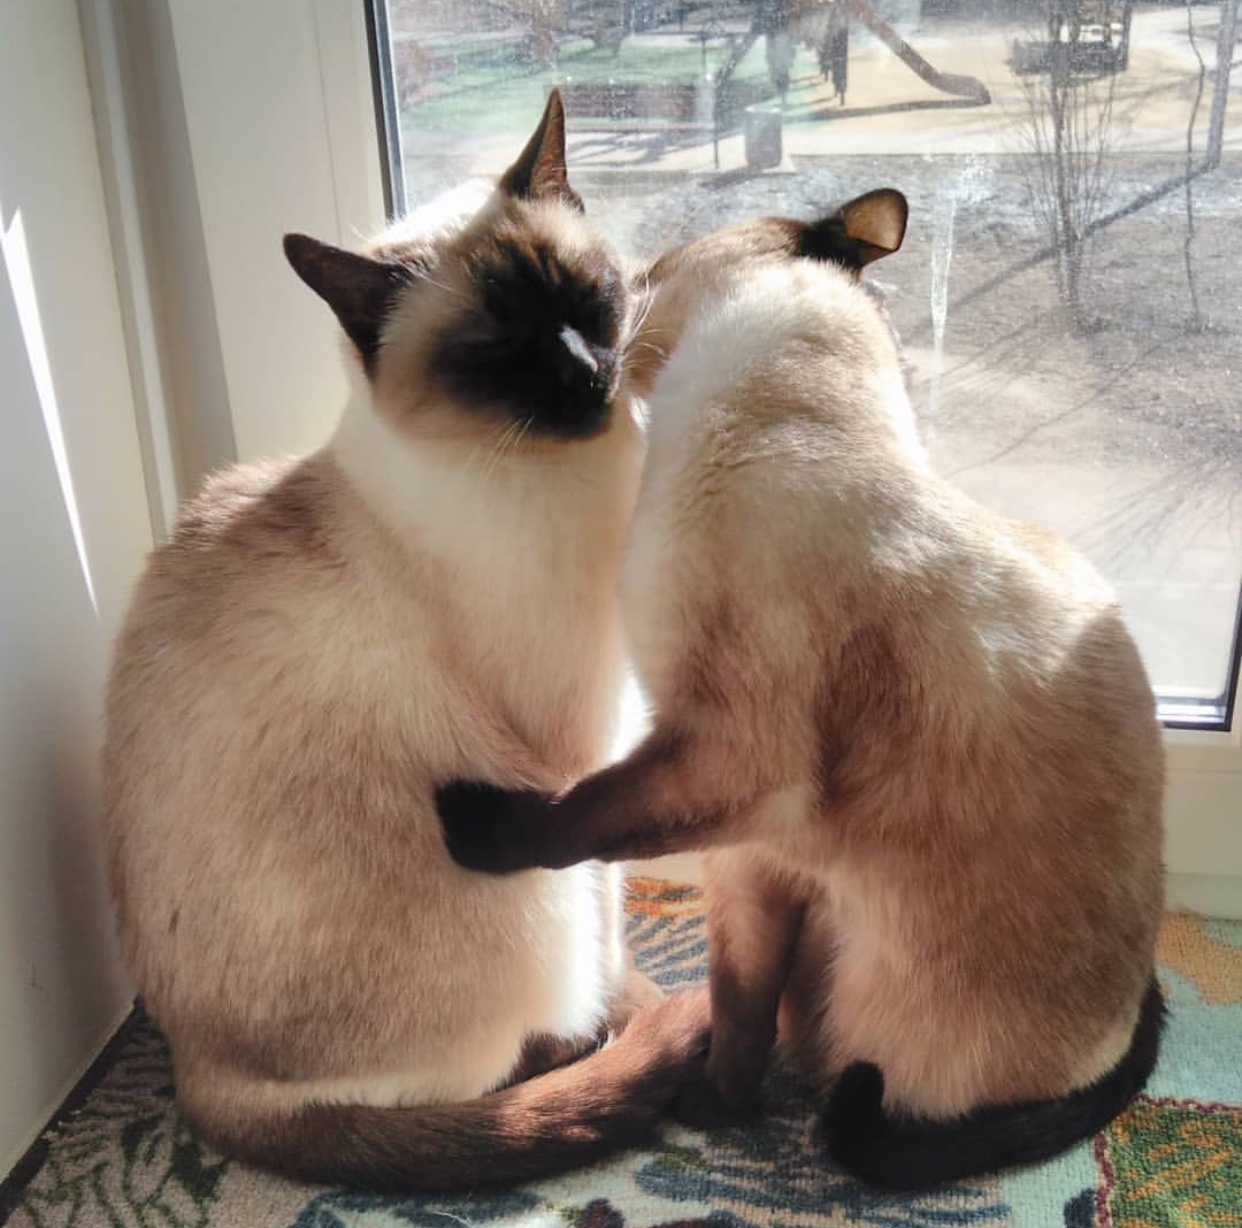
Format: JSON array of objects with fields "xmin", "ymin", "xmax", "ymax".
[
  {"xmin": 125, "ymin": 456, "xmax": 353, "ymax": 631},
  {"xmin": 984, "ymin": 510, "xmax": 1116, "ymax": 610},
  {"xmin": 114, "ymin": 455, "xmax": 365, "ymax": 674},
  {"xmin": 167, "ymin": 456, "xmax": 342, "ymax": 564}
]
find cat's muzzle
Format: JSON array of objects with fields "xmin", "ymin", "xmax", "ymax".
[{"xmin": 538, "ymin": 326, "xmax": 616, "ymax": 439}]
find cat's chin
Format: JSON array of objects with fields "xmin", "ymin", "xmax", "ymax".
[
  {"xmin": 483, "ymin": 390, "xmax": 615, "ymax": 444},
  {"xmin": 526, "ymin": 405, "xmax": 613, "ymax": 443}
]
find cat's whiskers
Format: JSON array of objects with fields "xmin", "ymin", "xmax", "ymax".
[
  {"xmin": 463, "ymin": 420, "xmax": 515, "ymax": 478},
  {"xmin": 482, "ymin": 418, "xmax": 524, "ymax": 485},
  {"xmin": 625, "ymin": 273, "xmax": 655, "ymax": 344},
  {"xmin": 494, "ymin": 419, "xmax": 534, "ymax": 481},
  {"xmin": 503, "ymin": 416, "xmax": 536, "ymax": 469},
  {"xmin": 422, "ymin": 276, "xmax": 467, "ymax": 300},
  {"xmin": 624, "ymin": 338, "xmax": 671, "ymax": 367},
  {"xmin": 486, "ymin": 416, "xmax": 537, "ymax": 487},
  {"xmin": 621, "ymin": 278, "xmax": 667, "ymax": 385}
]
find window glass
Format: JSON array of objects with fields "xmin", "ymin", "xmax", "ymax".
[{"xmin": 381, "ymin": 0, "xmax": 1242, "ymax": 726}]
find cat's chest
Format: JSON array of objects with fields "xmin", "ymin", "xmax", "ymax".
[
  {"xmin": 298, "ymin": 575, "xmax": 618, "ymax": 787},
  {"xmin": 337, "ymin": 440, "xmax": 638, "ymax": 776},
  {"xmin": 475, "ymin": 574, "xmax": 628, "ymax": 776}
]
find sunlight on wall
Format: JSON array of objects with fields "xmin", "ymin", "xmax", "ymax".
[{"xmin": 0, "ymin": 209, "xmax": 98, "ymax": 614}]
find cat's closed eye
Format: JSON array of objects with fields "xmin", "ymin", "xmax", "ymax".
[
  {"xmin": 481, "ymin": 248, "xmax": 617, "ymax": 345},
  {"xmin": 570, "ymin": 283, "xmax": 621, "ymax": 350},
  {"xmin": 431, "ymin": 233, "xmax": 626, "ymax": 441}
]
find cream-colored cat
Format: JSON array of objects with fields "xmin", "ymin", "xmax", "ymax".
[
  {"xmin": 101, "ymin": 93, "xmax": 707, "ymax": 1192},
  {"xmin": 439, "ymin": 190, "xmax": 1166, "ymax": 1188}
]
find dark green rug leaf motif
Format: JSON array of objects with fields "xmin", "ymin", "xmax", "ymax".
[
  {"xmin": 1095, "ymin": 1097, "xmax": 1242, "ymax": 1227},
  {"xmin": 293, "ymin": 1186, "xmax": 545, "ymax": 1228},
  {"xmin": 11, "ymin": 1018, "xmax": 228, "ymax": 1228},
  {"xmin": 574, "ymin": 1198, "xmax": 736, "ymax": 1228}
]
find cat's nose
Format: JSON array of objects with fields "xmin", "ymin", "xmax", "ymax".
[
  {"xmin": 558, "ymin": 325, "xmax": 597, "ymax": 376},
  {"xmin": 552, "ymin": 326, "xmax": 613, "ymax": 398}
]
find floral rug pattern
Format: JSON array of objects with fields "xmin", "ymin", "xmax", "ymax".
[{"xmin": 5, "ymin": 881, "xmax": 1240, "ymax": 1228}]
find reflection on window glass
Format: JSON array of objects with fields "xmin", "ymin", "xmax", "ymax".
[{"xmin": 383, "ymin": 0, "xmax": 1242, "ymax": 725}]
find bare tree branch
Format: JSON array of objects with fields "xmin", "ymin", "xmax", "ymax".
[{"xmin": 1014, "ymin": 6, "xmax": 1123, "ymax": 332}]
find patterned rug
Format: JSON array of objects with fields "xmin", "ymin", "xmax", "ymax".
[{"xmin": 5, "ymin": 880, "xmax": 1241, "ymax": 1228}]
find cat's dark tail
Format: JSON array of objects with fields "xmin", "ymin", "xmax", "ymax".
[
  {"xmin": 822, "ymin": 977, "xmax": 1166, "ymax": 1191},
  {"xmin": 182, "ymin": 988, "xmax": 709, "ymax": 1193}
]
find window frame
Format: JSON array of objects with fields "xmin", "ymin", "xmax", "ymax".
[{"xmin": 86, "ymin": 0, "xmax": 1242, "ymax": 915}]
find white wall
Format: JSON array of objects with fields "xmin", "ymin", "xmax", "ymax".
[
  {"xmin": 160, "ymin": 0, "xmax": 385, "ymax": 465},
  {"xmin": 0, "ymin": 3, "xmax": 383, "ymax": 1173},
  {"xmin": 0, "ymin": 0, "xmax": 153, "ymax": 1175}
]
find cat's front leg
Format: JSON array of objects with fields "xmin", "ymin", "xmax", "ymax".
[
  {"xmin": 435, "ymin": 780, "xmax": 561, "ymax": 873},
  {"xmin": 438, "ymin": 726, "xmax": 764, "ymax": 874}
]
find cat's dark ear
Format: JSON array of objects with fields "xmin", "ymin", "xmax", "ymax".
[
  {"xmin": 284, "ymin": 234, "xmax": 414, "ymax": 371},
  {"xmin": 499, "ymin": 88, "xmax": 584, "ymax": 212},
  {"xmin": 796, "ymin": 189, "xmax": 908, "ymax": 273}
]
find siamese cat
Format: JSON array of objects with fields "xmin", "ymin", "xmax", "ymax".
[
  {"xmin": 438, "ymin": 189, "xmax": 1167, "ymax": 1189},
  {"xmin": 101, "ymin": 92, "xmax": 709, "ymax": 1193}
]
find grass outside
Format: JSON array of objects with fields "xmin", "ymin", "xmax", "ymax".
[{"xmin": 403, "ymin": 36, "xmax": 772, "ymax": 134}]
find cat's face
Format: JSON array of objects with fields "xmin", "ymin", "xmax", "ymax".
[
  {"xmin": 374, "ymin": 198, "xmax": 625, "ymax": 443},
  {"xmin": 285, "ymin": 91, "xmax": 627, "ymax": 445},
  {"xmin": 626, "ymin": 190, "xmax": 908, "ymax": 396}
]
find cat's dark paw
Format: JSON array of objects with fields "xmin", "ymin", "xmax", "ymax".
[
  {"xmin": 435, "ymin": 780, "xmax": 553, "ymax": 874},
  {"xmin": 671, "ymin": 1070, "xmax": 759, "ymax": 1131}
]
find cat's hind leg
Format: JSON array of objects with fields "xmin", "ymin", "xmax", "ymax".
[
  {"xmin": 673, "ymin": 847, "xmax": 809, "ymax": 1128},
  {"xmin": 610, "ymin": 955, "xmax": 665, "ymax": 1024},
  {"xmin": 501, "ymin": 956, "xmax": 666, "ymax": 1086},
  {"xmin": 503, "ymin": 1030, "xmax": 605, "ymax": 1086}
]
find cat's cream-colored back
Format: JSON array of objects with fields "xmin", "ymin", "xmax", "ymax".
[{"xmin": 626, "ymin": 251, "xmax": 1163, "ymax": 1113}]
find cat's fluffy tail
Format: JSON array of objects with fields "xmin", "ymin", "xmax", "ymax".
[
  {"xmin": 183, "ymin": 987, "xmax": 709, "ymax": 1192},
  {"xmin": 822, "ymin": 977, "xmax": 1165, "ymax": 1190}
]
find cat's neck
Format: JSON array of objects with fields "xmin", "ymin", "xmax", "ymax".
[
  {"xmin": 328, "ymin": 380, "xmax": 642, "ymax": 777},
  {"xmin": 329, "ymin": 381, "xmax": 641, "ymax": 570},
  {"xmin": 325, "ymin": 374, "xmax": 645, "ymax": 623},
  {"xmin": 650, "ymin": 264, "xmax": 928, "ymax": 481}
]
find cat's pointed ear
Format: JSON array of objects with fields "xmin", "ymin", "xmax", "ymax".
[
  {"xmin": 796, "ymin": 189, "xmax": 908, "ymax": 273},
  {"xmin": 499, "ymin": 89, "xmax": 584, "ymax": 212},
  {"xmin": 284, "ymin": 234, "xmax": 413, "ymax": 371}
]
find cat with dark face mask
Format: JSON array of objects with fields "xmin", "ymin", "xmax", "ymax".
[{"xmin": 101, "ymin": 93, "xmax": 708, "ymax": 1193}]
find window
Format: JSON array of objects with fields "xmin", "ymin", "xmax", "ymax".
[
  {"xmin": 80, "ymin": 0, "xmax": 1239, "ymax": 908},
  {"xmin": 375, "ymin": 0, "xmax": 1242, "ymax": 730}
]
